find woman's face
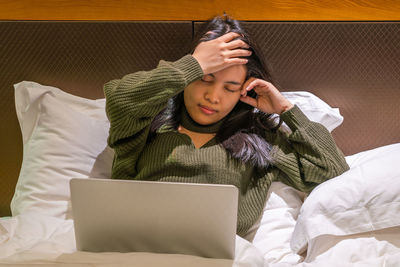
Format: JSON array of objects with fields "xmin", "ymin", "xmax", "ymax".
[{"xmin": 184, "ymin": 64, "xmax": 247, "ymax": 125}]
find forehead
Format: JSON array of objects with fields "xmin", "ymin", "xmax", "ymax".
[{"xmin": 212, "ymin": 65, "xmax": 247, "ymax": 83}]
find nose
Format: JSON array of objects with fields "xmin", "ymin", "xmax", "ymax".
[{"xmin": 204, "ymin": 85, "xmax": 221, "ymax": 104}]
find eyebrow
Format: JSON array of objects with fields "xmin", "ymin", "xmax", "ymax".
[{"xmin": 207, "ymin": 74, "xmax": 242, "ymax": 86}]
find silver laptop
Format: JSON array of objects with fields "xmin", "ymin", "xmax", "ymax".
[{"xmin": 70, "ymin": 178, "xmax": 238, "ymax": 259}]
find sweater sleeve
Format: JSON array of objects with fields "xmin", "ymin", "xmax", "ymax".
[
  {"xmin": 270, "ymin": 105, "xmax": 349, "ymax": 193},
  {"xmin": 104, "ymin": 55, "xmax": 203, "ymax": 179}
]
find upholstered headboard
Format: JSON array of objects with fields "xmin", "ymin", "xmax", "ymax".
[{"xmin": 0, "ymin": 21, "xmax": 399, "ymax": 216}]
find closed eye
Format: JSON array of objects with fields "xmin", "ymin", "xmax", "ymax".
[
  {"xmin": 224, "ymin": 81, "xmax": 242, "ymax": 93},
  {"xmin": 225, "ymin": 87, "xmax": 240, "ymax": 93}
]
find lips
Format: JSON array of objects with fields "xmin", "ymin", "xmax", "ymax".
[{"xmin": 199, "ymin": 104, "xmax": 217, "ymax": 115}]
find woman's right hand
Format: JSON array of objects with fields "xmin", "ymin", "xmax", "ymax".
[{"xmin": 192, "ymin": 32, "xmax": 251, "ymax": 74}]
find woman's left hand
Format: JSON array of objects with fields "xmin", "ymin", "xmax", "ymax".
[{"xmin": 240, "ymin": 78, "xmax": 294, "ymax": 114}]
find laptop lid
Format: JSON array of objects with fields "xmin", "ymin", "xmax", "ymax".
[{"xmin": 70, "ymin": 178, "xmax": 238, "ymax": 259}]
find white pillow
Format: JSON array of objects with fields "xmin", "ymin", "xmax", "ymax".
[
  {"xmin": 11, "ymin": 81, "xmax": 114, "ymax": 219},
  {"xmin": 291, "ymin": 143, "xmax": 400, "ymax": 254},
  {"xmin": 282, "ymin": 91, "xmax": 343, "ymax": 132}
]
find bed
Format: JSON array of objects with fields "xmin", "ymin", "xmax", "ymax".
[{"xmin": 0, "ymin": 21, "xmax": 400, "ymax": 267}]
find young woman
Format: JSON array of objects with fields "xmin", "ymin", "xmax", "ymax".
[{"xmin": 104, "ymin": 15, "xmax": 349, "ymax": 238}]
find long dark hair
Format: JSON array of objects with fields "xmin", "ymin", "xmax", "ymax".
[{"xmin": 150, "ymin": 15, "xmax": 283, "ymax": 171}]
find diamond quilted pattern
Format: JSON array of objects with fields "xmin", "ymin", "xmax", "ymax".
[
  {"xmin": 0, "ymin": 21, "xmax": 192, "ymax": 216},
  {"xmin": 242, "ymin": 22, "xmax": 400, "ymax": 155}
]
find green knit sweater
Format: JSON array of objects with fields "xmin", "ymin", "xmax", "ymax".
[{"xmin": 104, "ymin": 55, "xmax": 349, "ymax": 237}]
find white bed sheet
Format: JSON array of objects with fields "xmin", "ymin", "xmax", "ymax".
[{"xmin": 1, "ymin": 210, "xmax": 400, "ymax": 267}]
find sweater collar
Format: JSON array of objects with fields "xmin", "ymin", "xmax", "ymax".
[{"xmin": 180, "ymin": 105, "xmax": 224, "ymax": 134}]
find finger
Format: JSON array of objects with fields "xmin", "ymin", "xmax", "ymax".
[
  {"xmin": 224, "ymin": 58, "xmax": 248, "ymax": 65},
  {"xmin": 224, "ymin": 49, "xmax": 252, "ymax": 58},
  {"xmin": 246, "ymin": 79, "xmax": 268, "ymax": 91},
  {"xmin": 240, "ymin": 86, "xmax": 247, "ymax": 96},
  {"xmin": 240, "ymin": 95, "xmax": 258, "ymax": 107},
  {"xmin": 218, "ymin": 32, "xmax": 241, "ymax": 42},
  {"xmin": 242, "ymin": 77, "xmax": 257, "ymax": 89},
  {"xmin": 225, "ymin": 39, "xmax": 250, "ymax": 49},
  {"xmin": 245, "ymin": 79, "xmax": 260, "ymax": 91}
]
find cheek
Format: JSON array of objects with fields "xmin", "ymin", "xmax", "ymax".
[
  {"xmin": 183, "ymin": 86, "xmax": 196, "ymax": 106},
  {"xmin": 184, "ymin": 83, "xmax": 203, "ymax": 103},
  {"xmin": 221, "ymin": 94, "xmax": 241, "ymax": 113}
]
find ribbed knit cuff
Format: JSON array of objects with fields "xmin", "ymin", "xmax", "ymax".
[
  {"xmin": 172, "ymin": 54, "xmax": 204, "ymax": 85},
  {"xmin": 280, "ymin": 105, "xmax": 311, "ymax": 131}
]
